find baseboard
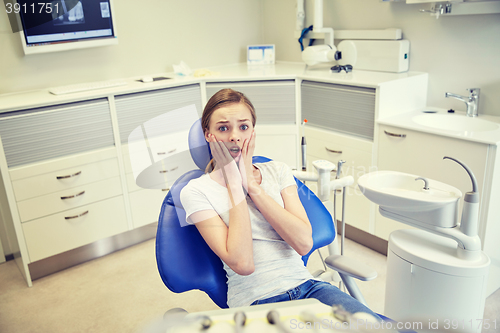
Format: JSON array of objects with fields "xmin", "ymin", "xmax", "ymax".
[
  {"xmin": 28, "ymin": 223, "xmax": 158, "ymax": 281},
  {"xmin": 339, "ymin": 222, "xmax": 388, "ymax": 256}
]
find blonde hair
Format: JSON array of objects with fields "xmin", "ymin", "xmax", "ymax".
[{"xmin": 202, "ymin": 89, "xmax": 256, "ymax": 173}]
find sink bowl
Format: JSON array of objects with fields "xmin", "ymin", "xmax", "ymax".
[
  {"xmin": 358, "ymin": 171, "xmax": 462, "ymax": 228},
  {"xmin": 412, "ymin": 114, "xmax": 499, "ymax": 132}
]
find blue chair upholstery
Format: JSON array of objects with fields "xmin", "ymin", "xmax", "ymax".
[{"xmin": 155, "ymin": 121, "xmax": 336, "ymax": 308}]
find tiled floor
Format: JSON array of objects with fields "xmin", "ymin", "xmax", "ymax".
[{"xmin": 0, "ymin": 237, "xmax": 498, "ymax": 332}]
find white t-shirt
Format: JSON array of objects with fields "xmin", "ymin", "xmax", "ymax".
[{"xmin": 180, "ymin": 160, "xmax": 314, "ymax": 307}]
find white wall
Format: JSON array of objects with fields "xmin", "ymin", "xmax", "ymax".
[
  {"xmin": 262, "ymin": 0, "xmax": 500, "ymax": 116},
  {"xmin": 0, "ymin": 0, "xmax": 263, "ymax": 94},
  {"xmin": 2, "ymin": 0, "xmax": 498, "ymax": 116}
]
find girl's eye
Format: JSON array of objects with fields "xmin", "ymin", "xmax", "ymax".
[
  {"xmin": 240, "ymin": 124, "xmax": 249, "ymax": 130},
  {"xmin": 218, "ymin": 126, "xmax": 228, "ymax": 132}
]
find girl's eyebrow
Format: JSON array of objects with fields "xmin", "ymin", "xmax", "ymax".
[{"xmin": 215, "ymin": 119, "xmax": 250, "ymax": 124}]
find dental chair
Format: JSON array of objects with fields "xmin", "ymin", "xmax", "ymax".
[{"xmin": 155, "ymin": 119, "xmax": 379, "ymax": 313}]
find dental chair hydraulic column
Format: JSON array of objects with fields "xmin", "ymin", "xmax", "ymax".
[{"xmin": 292, "ymin": 159, "xmax": 377, "ymax": 307}]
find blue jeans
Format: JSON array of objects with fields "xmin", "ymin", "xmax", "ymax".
[{"xmin": 250, "ymin": 279, "xmax": 381, "ymax": 320}]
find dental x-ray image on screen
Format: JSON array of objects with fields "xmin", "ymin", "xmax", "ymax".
[{"xmin": 52, "ymin": 1, "xmax": 85, "ymax": 25}]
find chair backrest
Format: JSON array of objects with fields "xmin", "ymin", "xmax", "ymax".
[{"xmin": 155, "ymin": 120, "xmax": 335, "ymax": 308}]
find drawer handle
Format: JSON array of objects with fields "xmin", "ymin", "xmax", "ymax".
[
  {"xmin": 384, "ymin": 130, "xmax": 406, "ymax": 138},
  {"xmin": 56, "ymin": 171, "xmax": 82, "ymax": 179},
  {"xmin": 162, "ymin": 188, "xmax": 170, "ymax": 191},
  {"xmin": 157, "ymin": 148, "xmax": 177, "ymax": 155},
  {"xmin": 65, "ymin": 210, "xmax": 89, "ymax": 220},
  {"xmin": 325, "ymin": 147, "xmax": 342, "ymax": 154},
  {"xmin": 160, "ymin": 166, "xmax": 179, "ymax": 173},
  {"xmin": 61, "ymin": 190, "xmax": 85, "ymax": 200}
]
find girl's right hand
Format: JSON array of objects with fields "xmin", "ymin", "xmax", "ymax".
[{"xmin": 208, "ymin": 134, "xmax": 243, "ymax": 188}]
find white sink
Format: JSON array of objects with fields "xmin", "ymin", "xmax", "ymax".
[
  {"xmin": 358, "ymin": 171, "xmax": 462, "ymax": 228},
  {"xmin": 412, "ymin": 114, "xmax": 499, "ymax": 132}
]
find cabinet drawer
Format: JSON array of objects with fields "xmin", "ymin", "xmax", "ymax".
[
  {"xmin": 22, "ymin": 196, "xmax": 128, "ymax": 262},
  {"xmin": 146, "ymin": 132, "xmax": 190, "ymax": 163},
  {"xmin": 17, "ymin": 176, "xmax": 122, "ymax": 222},
  {"xmin": 305, "ymin": 128, "xmax": 373, "ymax": 170},
  {"xmin": 12, "ymin": 158, "xmax": 120, "ymax": 202},
  {"xmin": 129, "ymin": 189, "xmax": 167, "ymax": 228},
  {"xmin": 307, "ymin": 136, "xmax": 372, "ymax": 171},
  {"xmin": 125, "ymin": 131, "xmax": 190, "ymax": 168},
  {"xmin": 9, "ymin": 147, "xmax": 117, "ymax": 181}
]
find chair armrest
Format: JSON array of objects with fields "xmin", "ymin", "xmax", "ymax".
[{"xmin": 324, "ymin": 254, "xmax": 377, "ymax": 281}]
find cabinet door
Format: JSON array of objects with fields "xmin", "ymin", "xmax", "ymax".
[
  {"xmin": 301, "ymin": 81, "xmax": 376, "ymax": 141},
  {"xmin": 0, "ymin": 99, "xmax": 114, "ymax": 168},
  {"xmin": 376, "ymin": 125, "xmax": 489, "ymax": 240},
  {"xmin": 114, "ymin": 84, "xmax": 203, "ymax": 144}
]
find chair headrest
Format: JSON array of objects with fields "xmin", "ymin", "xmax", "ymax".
[{"xmin": 188, "ymin": 119, "xmax": 212, "ymax": 170}]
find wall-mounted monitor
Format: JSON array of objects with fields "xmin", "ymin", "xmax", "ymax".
[{"xmin": 16, "ymin": 0, "xmax": 117, "ymax": 55}]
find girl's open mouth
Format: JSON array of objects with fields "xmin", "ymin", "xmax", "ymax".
[{"xmin": 229, "ymin": 146, "xmax": 241, "ymax": 154}]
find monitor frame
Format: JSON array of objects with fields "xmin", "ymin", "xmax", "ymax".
[{"xmin": 16, "ymin": 0, "xmax": 118, "ymax": 55}]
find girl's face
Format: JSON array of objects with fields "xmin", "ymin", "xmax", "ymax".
[{"xmin": 205, "ymin": 102, "xmax": 254, "ymax": 160}]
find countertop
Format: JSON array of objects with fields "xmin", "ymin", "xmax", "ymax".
[
  {"xmin": 0, "ymin": 62, "xmax": 426, "ymax": 113},
  {"xmin": 377, "ymin": 107, "xmax": 500, "ymax": 146}
]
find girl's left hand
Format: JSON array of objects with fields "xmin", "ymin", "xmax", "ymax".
[{"xmin": 239, "ymin": 130, "xmax": 256, "ymax": 193}]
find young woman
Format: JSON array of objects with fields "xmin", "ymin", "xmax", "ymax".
[{"xmin": 180, "ymin": 89, "xmax": 380, "ymax": 319}]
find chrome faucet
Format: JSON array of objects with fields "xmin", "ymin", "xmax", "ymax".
[{"xmin": 445, "ymin": 88, "xmax": 480, "ymax": 117}]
